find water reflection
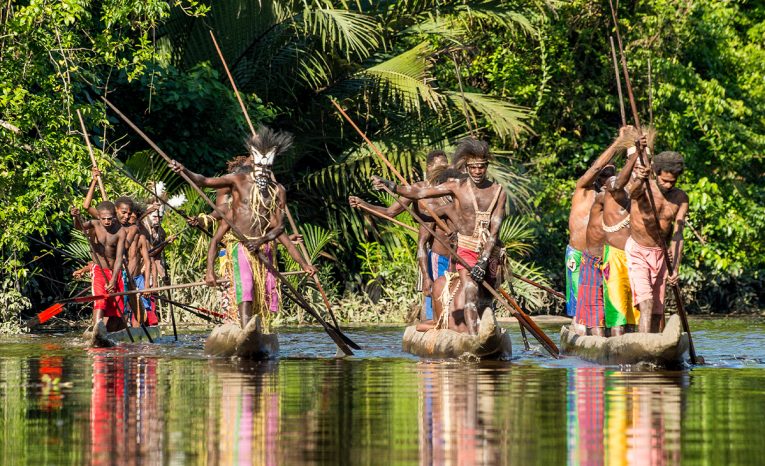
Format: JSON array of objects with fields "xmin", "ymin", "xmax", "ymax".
[
  {"xmin": 568, "ymin": 368, "xmax": 686, "ymax": 466},
  {"xmin": 1, "ymin": 323, "xmax": 764, "ymax": 465}
]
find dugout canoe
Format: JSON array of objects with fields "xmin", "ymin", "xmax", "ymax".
[
  {"xmin": 560, "ymin": 314, "xmax": 689, "ymax": 368},
  {"xmin": 204, "ymin": 316, "xmax": 278, "ymax": 360},
  {"xmin": 402, "ymin": 308, "xmax": 512, "ymax": 360},
  {"xmin": 84, "ymin": 321, "xmax": 162, "ymax": 348}
]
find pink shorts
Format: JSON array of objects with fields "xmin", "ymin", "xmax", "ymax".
[{"xmin": 624, "ymin": 236, "xmax": 667, "ymax": 315}]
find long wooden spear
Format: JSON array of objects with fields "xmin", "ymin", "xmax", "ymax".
[
  {"xmin": 101, "ymin": 97, "xmax": 358, "ymax": 355},
  {"xmin": 331, "ymin": 99, "xmax": 559, "ymax": 357},
  {"xmin": 609, "ymin": 36, "xmax": 627, "ymax": 126},
  {"xmin": 76, "ymin": 109, "xmax": 107, "ymax": 200},
  {"xmin": 608, "ymin": 0, "xmax": 698, "ymax": 364}
]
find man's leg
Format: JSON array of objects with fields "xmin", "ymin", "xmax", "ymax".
[
  {"xmin": 459, "ymin": 268, "xmax": 479, "ymax": 335},
  {"xmin": 239, "ymin": 302, "xmax": 253, "ymax": 328},
  {"xmin": 610, "ymin": 325, "xmax": 625, "ymax": 337},
  {"xmin": 638, "ymin": 300, "xmax": 653, "ymax": 333}
]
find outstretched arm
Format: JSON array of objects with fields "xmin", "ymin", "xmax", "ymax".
[
  {"xmin": 168, "ymin": 160, "xmax": 236, "ymax": 190},
  {"xmin": 348, "ymin": 195, "xmax": 411, "ymax": 217},
  {"xmin": 372, "ymin": 176, "xmax": 457, "ymax": 200}
]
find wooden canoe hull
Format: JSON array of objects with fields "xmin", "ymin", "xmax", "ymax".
[
  {"xmin": 84, "ymin": 322, "xmax": 162, "ymax": 348},
  {"xmin": 204, "ymin": 318, "xmax": 278, "ymax": 360},
  {"xmin": 402, "ymin": 308, "xmax": 512, "ymax": 360},
  {"xmin": 560, "ymin": 314, "xmax": 689, "ymax": 368}
]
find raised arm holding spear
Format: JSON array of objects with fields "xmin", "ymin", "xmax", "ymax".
[{"xmin": 608, "ymin": 0, "xmax": 699, "ymax": 364}]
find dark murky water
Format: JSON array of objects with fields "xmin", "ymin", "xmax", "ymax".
[{"xmin": 1, "ymin": 318, "xmax": 764, "ymax": 465}]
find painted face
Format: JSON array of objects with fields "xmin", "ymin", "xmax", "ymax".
[
  {"xmin": 466, "ymin": 161, "xmax": 488, "ymax": 184},
  {"xmin": 250, "ymin": 146, "xmax": 276, "ymax": 168},
  {"xmin": 99, "ymin": 210, "xmax": 116, "ymax": 228},
  {"xmin": 149, "ymin": 210, "xmax": 161, "ymax": 227},
  {"xmin": 656, "ymin": 171, "xmax": 678, "ymax": 193},
  {"xmin": 116, "ymin": 203, "xmax": 132, "ymax": 225}
]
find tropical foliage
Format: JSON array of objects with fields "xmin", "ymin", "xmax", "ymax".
[{"xmin": 1, "ymin": 0, "xmax": 763, "ymax": 330}]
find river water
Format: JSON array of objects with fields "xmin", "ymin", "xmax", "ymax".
[{"xmin": 1, "ymin": 318, "xmax": 764, "ymax": 465}]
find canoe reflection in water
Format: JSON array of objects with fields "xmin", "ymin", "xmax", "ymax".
[
  {"xmin": 206, "ymin": 361, "xmax": 279, "ymax": 466},
  {"xmin": 89, "ymin": 352, "xmax": 161, "ymax": 466},
  {"xmin": 568, "ymin": 367, "xmax": 686, "ymax": 466},
  {"xmin": 417, "ymin": 364, "xmax": 499, "ymax": 465}
]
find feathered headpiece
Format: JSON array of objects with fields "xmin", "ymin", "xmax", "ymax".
[{"xmin": 246, "ymin": 126, "xmax": 294, "ymax": 166}]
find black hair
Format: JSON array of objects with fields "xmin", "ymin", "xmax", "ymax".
[
  {"xmin": 436, "ymin": 168, "xmax": 466, "ymax": 184},
  {"xmin": 426, "ymin": 149, "xmax": 447, "ymax": 165},
  {"xmin": 131, "ymin": 203, "xmax": 146, "ymax": 217},
  {"xmin": 114, "ymin": 196, "xmax": 133, "ymax": 210},
  {"xmin": 653, "ymin": 151, "xmax": 684, "ymax": 176},
  {"xmin": 96, "ymin": 201, "xmax": 116, "ymax": 213},
  {"xmin": 452, "ymin": 138, "xmax": 492, "ymax": 169}
]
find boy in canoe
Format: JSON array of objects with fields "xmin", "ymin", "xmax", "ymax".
[{"xmin": 70, "ymin": 201, "xmax": 126, "ymax": 330}]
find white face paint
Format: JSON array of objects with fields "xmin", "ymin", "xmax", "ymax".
[
  {"xmin": 250, "ymin": 147, "xmax": 277, "ymax": 167},
  {"xmin": 149, "ymin": 210, "xmax": 161, "ymax": 226}
]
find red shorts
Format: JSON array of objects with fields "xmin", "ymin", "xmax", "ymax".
[
  {"xmin": 455, "ymin": 247, "xmax": 480, "ymax": 270},
  {"xmin": 91, "ymin": 264, "xmax": 124, "ymax": 317}
]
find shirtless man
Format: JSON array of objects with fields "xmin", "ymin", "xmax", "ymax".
[
  {"xmin": 602, "ymin": 131, "xmax": 651, "ymax": 335},
  {"xmin": 128, "ymin": 204, "xmax": 157, "ymax": 325},
  {"xmin": 626, "ymin": 150, "xmax": 688, "ymax": 333},
  {"xmin": 567, "ymin": 126, "xmax": 632, "ymax": 322},
  {"xmin": 373, "ymin": 138, "xmax": 506, "ymax": 335},
  {"xmin": 70, "ymin": 201, "xmax": 126, "ymax": 331},
  {"xmin": 169, "ymin": 126, "xmax": 317, "ymax": 328},
  {"xmin": 349, "ymin": 150, "xmax": 451, "ymax": 324}
]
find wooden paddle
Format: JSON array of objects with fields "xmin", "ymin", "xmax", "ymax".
[
  {"xmin": 157, "ymin": 296, "xmax": 227, "ymax": 322},
  {"xmin": 609, "ymin": 0, "xmax": 698, "ymax": 364},
  {"xmin": 331, "ymin": 99, "xmax": 559, "ymax": 357},
  {"xmin": 102, "ymin": 97, "xmax": 358, "ymax": 355}
]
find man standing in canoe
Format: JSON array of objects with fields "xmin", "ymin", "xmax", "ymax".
[
  {"xmin": 70, "ymin": 201, "xmax": 126, "ymax": 331},
  {"xmin": 349, "ymin": 149, "xmax": 452, "ymax": 324},
  {"xmin": 602, "ymin": 129, "xmax": 652, "ymax": 335},
  {"xmin": 168, "ymin": 126, "xmax": 317, "ymax": 329},
  {"xmin": 372, "ymin": 138, "xmax": 506, "ymax": 335},
  {"xmin": 567, "ymin": 126, "xmax": 632, "ymax": 325},
  {"xmin": 626, "ymin": 150, "xmax": 689, "ymax": 333}
]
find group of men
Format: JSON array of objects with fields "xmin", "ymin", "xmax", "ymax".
[
  {"xmin": 566, "ymin": 126, "xmax": 688, "ymax": 335},
  {"xmin": 70, "ymin": 170, "xmax": 173, "ymax": 332},
  {"xmin": 73, "ymin": 122, "xmax": 688, "ymax": 339},
  {"xmin": 350, "ymin": 138, "xmax": 508, "ymax": 335}
]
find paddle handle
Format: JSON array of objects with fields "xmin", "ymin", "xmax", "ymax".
[{"xmin": 76, "ymin": 109, "xmax": 107, "ymax": 200}]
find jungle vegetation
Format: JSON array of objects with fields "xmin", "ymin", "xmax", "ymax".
[{"xmin": 1, "ymin": 0, "xmax": 763, "ymax": 330}]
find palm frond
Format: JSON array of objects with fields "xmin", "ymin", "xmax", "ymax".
[
  {"xmin": 488, "ymin": 159, "xmax": 534, "ymax": 214},
  {"xmin": 445, "ymin": 91, "xmax": 533, "ymax": 143},
  {"xmin": 363, "ymin": 42, "xmax": 443, "ymax": 112},
  {"xmin": 63, "ymin": 230, "xmax": 92, "ymax": 265},
  {"xmin": 498, "ymin": 215, "xmax": 535, "ymax": 256},
  {"xmin": 300, "ymin": 7, "xmax": 380, "ymax": 60}
]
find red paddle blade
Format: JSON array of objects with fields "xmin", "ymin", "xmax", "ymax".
[{"xmin": 25, "ymin": 303, "xmax": 65, "ymax": 328}]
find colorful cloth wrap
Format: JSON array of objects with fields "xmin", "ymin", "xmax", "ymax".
[
  {"xmin": 602, "ymin": 244, "xmax": 640, "ymax": 327},
  {"xmin": 565, "ymin": 245, "xmax": 583, "ymax": 318},
  {"xmin": 576, "ymin": 251, "xmax": 604, "ymax": 328},
  {"xmin": 91, "ymin": 264, "xmax": 124, "ymax": 318},
  {"xmin": 132, "ymin": 274, "xmax": 159, "ymax": 326},
  {"xmin": 227, "ymin": 241, "xmax": 279, "ymax": 314},
  {"xmin": 624, "ymin": 236, "xmax": 667, "ymax": 315},
  {"xmin": 424, "ymin": 250, "xmax": 451, "ymax": 320}
]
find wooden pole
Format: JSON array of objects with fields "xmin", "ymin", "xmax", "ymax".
[
  {"xmin": 60, "ymin": 280, "xmax": 228, "ymax": 304},
  {"xmin": 609, "ymin": 36, "xmax": 627, "ymax": 126},
  {"xmin": 608, "ymin": 0, "xmax": 698, "ymax": 364},
  {"xmin": 76, "ymin": 109, "xmax": 108, "ymax": 200},
  {"xmin": 101, "ymin": 97, "xmax": 357, "ymax": 355},
  {"xmin": 283, "ymin": 206, "xmax": 342, "ymax": 329},
  {"xmin": 209, "ymin": 31, "xmax": 256, "ymax": 136}
]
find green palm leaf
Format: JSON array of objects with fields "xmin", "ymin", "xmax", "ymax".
[{"xmin": 445, "ymin": 91, "xmax": 534, "ymax": 143}]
